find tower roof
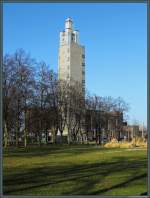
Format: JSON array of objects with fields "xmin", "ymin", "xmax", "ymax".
[{"xmin": 66, "ymin": 17, "xmax": 73, "ymax": 22}]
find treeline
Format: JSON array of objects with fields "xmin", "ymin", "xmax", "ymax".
[{"xmin": 3, "ymin": 49, "xmax": 129, "ymax": 147}]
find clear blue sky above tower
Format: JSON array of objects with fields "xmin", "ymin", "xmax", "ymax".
[{"xmin": 3, "ymin": 3, "xmax": 147, "ymax": 125}]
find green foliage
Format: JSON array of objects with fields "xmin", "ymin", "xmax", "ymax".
[{"xmin": 3, "ymin": 145, "xmax": 147, "ymax": 196}]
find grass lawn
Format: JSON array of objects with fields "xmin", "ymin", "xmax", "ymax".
[{"xmin": 3, "ymin": 144, "xmax": 147, "ymax": 196}]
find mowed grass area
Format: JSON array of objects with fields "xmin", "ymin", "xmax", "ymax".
[{"xmin": 3, "ymin": 145, "xmax": 147, "ymax": 196}]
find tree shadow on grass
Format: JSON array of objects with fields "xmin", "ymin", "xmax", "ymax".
[
  {"xmin": 140, "ymin": 192, "xmax": 147, "ymax": 195},
  {"xmin": 3, "ymin": 144, "xmax": 101, "ymax": 158},
  {"xmin": 3, "ymin": 155, "xmax": 147, "ymax": 195},
  {"xmin": 89, "ymin": 173, "xmax": 147, "ymax": 195}
]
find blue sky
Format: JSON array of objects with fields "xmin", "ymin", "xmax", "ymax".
[{"xmin": 3, "ymin": 3, "xmax": 147, "ymax": 125}]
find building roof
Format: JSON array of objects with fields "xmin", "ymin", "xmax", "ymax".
[{"xmin": 66, "ymin": 17, "xmax": 73, "ymax": 22}]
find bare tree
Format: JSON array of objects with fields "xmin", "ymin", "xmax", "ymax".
[
  {"xmin": 3, "ymin": 49, "xmax": 130, "ymax": 147},
  {"xmin": 13, "ymin": 49, "xmax": 36, "ymax": 147},
  {"xmin": 3, "ymin": 54, "xmax": 16, "ymax": 147}
]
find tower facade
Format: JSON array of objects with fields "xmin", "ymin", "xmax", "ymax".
[{"xmin": 58, "ymin": 18, "xmax": 85, "ymax": 94}]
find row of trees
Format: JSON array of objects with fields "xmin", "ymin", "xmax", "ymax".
[{"xmin": 3, "ymin": 49, "xmax": 129, "ymax": 147}]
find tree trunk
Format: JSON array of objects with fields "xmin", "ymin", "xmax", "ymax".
[
  {"xmin": 60, "ymin": 131, "xmax": 63, "ymax": 144},
  {"xmin": 67, "ymin": 128, "xmax": 71, "ymax": 144},
  {"xmin": 24, "ymin": 110, "xmax": 27, "ymax": 148},
  {"xmin": 24, "ymin": 129, "xmax": 27, "ymax": 148},
  {"xmin": 4, "ymin": 123, "xmax": 8, "ymax": 148},
  {"xmin": 16, "ymin": 122, "xmax": 19, "ymax": 147},
  {"xmin": 45, "ymin": 131, "xmax": 48, "ymax": 144}
]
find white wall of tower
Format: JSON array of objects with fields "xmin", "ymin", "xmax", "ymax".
[{"xmin": 58, "ymin": 18, "xmax": 85, "ymax": 94}]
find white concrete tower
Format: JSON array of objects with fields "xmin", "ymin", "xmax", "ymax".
[{"xmin": 58, "ymin": 17, "xmax": 85, "ymax": 94}]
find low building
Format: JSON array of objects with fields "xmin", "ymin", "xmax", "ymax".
[
  {"xmin": 122, "ymin": 125, "xmax": 140, "ymax": 140},
  {"xmin": 85, "ymin": 110, "xmax": 124, "ymax": 142}
]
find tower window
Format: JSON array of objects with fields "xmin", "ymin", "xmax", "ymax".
[
  {"xmin": 82, "ymin": 63, "xmax": 85, "ymax": 67},
  {"xmin": 72, "ymin": 33, "xmax": 75, "ymax": 41},
  {"xmin": 82, "ymin": 54, "xmax": 85, "ymax": 58}
]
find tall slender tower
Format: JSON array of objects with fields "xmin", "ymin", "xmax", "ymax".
[{"xmin": 58, "ymin": 17, "xmax": 85, "ymax": 94}]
